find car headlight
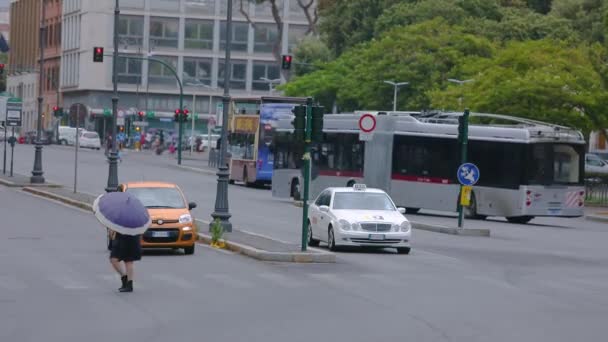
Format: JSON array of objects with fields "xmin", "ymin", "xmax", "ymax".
[
  {"xmin": 400, "ymin": 221, "xmax": 411, "ymax": 232},
  {"xmin": 182, "ymin": 226, "xmax": 193, "ymax": 231},
  {"xmin": 351, "ymin": 222, "xmax": 361, "ymax": 231},
  {"xmin": 179, "ymin": 214, "xmax": 193, "ymax": 224},
  {"xmin": 391, "ymin": 223, "xmax": 400, "ymax": 232},
  {"xmin": 339, "ymin": 219, "xmax": 351, "ymax": 231}
]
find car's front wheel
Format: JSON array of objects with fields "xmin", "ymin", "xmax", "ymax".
[
  {"xmin": 397, "ymin": 247, "xmax": 411, "ymax": 255},
  {"xmin": 184, "ymin": 245, "xmax": 195, "ymax": 255},
  {"xmin": 307, "ymin": 222, "xmax": 320, "ymax": 247},
  {"xmin": 328, "ymin": 226, "xmax": 338, "ymax": 251}
]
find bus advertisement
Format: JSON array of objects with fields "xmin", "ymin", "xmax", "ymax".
[
  {"xmin": 272, "ymin": 111, "xmax": 586, "ymax": 224},
  {"xmin": 228, "ymin": 97, "xmax": 306, "ymax": 185}
]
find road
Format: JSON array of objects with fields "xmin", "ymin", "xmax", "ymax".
[{"xmin": 2, "ymin": 145, "xmax": 608, "ymax": 341}]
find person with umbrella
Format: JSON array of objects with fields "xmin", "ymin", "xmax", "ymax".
[{"xmin": 93, "ymin": 192, "xmax": 151, "ymax": 292}]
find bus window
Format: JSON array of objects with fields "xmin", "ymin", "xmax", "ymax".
[{"xmin": 526, "ymin": 143, "xmax": 583, "ymax": 185}]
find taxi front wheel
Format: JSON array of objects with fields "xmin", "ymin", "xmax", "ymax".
[
  {"xmin": 184, "ymin": 245, "xmax": 195, "ymax": 255},
  {"xmin": 328, "ymin": 226, "xmax": 338, "ymax": 251},
  {"xmin": 397, "ymin": 247, "xmax": 411, "ymax": 255},
  {"xmin": 307, "ymin": 222, "xmax": 320, "ymax": 247}
]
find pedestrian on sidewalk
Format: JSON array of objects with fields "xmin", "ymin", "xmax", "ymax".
[{"xmin": 93, "ymin": 192, "xmax": 151, "ymax": 293}]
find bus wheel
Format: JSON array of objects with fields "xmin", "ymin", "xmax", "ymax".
[
  {"xmin": 464, "ymin": 193, "xmax": 487, "ymax": 220},
  {"xmin": 243, "ymin": 167, "xmax": 250, "ymax": 187},
  {"xmin": 506, "ymin": 216, "xmax": 533, "ymax": 224},
  {"xmin": 291, "ymin": 179, "xmax": 301, "ymax": 201},
  {"xmin": 405, "ymin": 208, "xmax": 420, "ymax": 214}
]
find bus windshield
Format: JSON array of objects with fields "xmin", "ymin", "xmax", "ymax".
[{"xmin": 527, "ymin": 143, "xmax": 583, "ymax": 185}]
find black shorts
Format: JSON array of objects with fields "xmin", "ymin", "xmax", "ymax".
[{"xmin": 110, "ymin": 233, "xmax": 142, "ymax": 262}]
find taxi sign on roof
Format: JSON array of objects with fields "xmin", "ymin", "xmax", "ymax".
[{"xmin": 353, "ymin": 184, "xmax": 367, "ymax": 191}]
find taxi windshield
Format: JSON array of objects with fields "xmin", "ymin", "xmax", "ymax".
[
  {"xmin": 127, "ymin": 187, "xmax": 186, "ymax": 209},
  {"xmin": 332, "ymin": 192, "xmax": 395, "ymax": 211}
]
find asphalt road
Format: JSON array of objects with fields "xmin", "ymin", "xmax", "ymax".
[{"xmin": 3, "ymin": 145, "xmax": 608, "ymax": 341}]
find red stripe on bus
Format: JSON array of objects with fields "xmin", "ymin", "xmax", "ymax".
[
  {"xmin": 318, "ymin": 170, "xmax": 364, "ymax": 178},
  {"xmin": 391, "ymin": 174, "xmax": 452, "ymax": 184}
]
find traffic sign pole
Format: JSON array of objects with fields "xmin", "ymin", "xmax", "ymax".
[
  {"xmin": 301, "ymin": 97, "xmax": 313, "ymax": 252},
  {"xmin": 458, "ymin": 109, "xmax": 470, "ymax": 228},
  {"xmin": 9, "ymin": 127, "xmax": 14, "ymax": 177}
]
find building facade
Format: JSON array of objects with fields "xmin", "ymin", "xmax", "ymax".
[
  {"xmin": 61, "ymin": 0, "xmax": 314, "ymax": 138},
  {"xmin": 6, "ymin": 72, "xmax": 38, "ymax": 132}
]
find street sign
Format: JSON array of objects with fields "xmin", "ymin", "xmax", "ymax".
[
  {"xmin": 133, "ymin": 121, "xmax": 149, "ymax": 127},
  {"xmin": 358, "ymin": 113, "xmax": 376, "ymax": 141},
  {"xmin": 457, "ymin": 163, "xmax": 480, "ymax": 186},
  {"xmin": 5, "ymin": 98, "xmax": 22, "ymax": 127},
  {"xmin": 460, "ymin": 185, "xmax": 472, "ymax": 206},
  {"xmin": 117, "ymin": 117, "xmax": 125, "ymax": 126}
]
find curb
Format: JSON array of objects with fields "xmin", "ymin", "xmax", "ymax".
[
  {"xmin": 196, "ymin": 232, "xmax": 335, "ymax": 263},
  {"xmin": 585, "ymin": 214, "xmax": 608, "ymax": 223},
  {"xmin": 21, "ymin": 187, "xmax": 94, "ymax": 212},
  {"xmin": 412, "ymin": 221, "xmax": 490, "ymax": 237},
  {"xmin": 173, "ymin": 164, "xmax": 217, "ymax": 176},
  {"xmin": 0, "ymin": 178, "xmax": 62, "ymax": 188}
]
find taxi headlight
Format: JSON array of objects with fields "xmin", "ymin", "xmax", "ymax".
[
  {"xmin": 179, "ymin": 214, "xmax": 193, "ymax": 224},
  {"xmin": 400, "ymin": 221, "xmax": 411, "ymax": 232},
  {"xmin": 339, "ymin": 219, "xmax": 352, "ymax": 231},
  {"xmin": 182, "ymin": 226, "xmax": 193, "ymax": 231},
  {"xmin": 391, "ymin": 223, "xmax": 400, "ymax": 232},
  {"xmin": 351, "ymin": 222, "xmax": 361, "ymax": 231}
]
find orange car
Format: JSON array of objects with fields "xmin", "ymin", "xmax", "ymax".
[{"xmin": 106, "ymin": 182, "xmax": 198, "ymax": 255}]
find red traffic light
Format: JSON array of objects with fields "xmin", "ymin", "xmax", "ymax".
[
  {"xmin": 0, "ymin": 63, "xmax": 5, "ymax": 69},
  {"xmin": 93, "ymin": 47, "xmax": 104, "ymax": 62},
  {"xmin": 183, "ymin": 109, "xmax": 189, "ymax": 115},
  {"xmin": 281, "ymin": 55, "xmax": 292, "ymax": 70},
  {"xmin": 53, "ymin": 106, "xmax": 59, "ymax": 111},
  {"xmin": 138, "ymin": 111, "xmax": 145, "ymax": 117}
]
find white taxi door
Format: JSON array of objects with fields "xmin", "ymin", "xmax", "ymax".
[{"xmin": 311, "ymin": 190, "xmax": 330, "ymax": 241}]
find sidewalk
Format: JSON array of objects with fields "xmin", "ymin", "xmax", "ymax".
[
  {"xmin": 0, "ymin": 172, "xmax": 61, "ymax": 188},
  {"xmin": 16, "ymin": 184, "xmax": 335, "ymax": 263},
  {"xmin": 585, "ymin": 211, "xmax": 608, "ymax": 223}
]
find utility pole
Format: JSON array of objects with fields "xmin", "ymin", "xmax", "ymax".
[
  {"xmin": 457, "ymin": 109, "xmax": 470, "ymax": 228},
  {"xmin": 300, "ymin": 97, "xmax": 313, "ymax": 251},
  {"xmin": 31, "ymin": 0, "xmax": 46, "ymax": 184}
]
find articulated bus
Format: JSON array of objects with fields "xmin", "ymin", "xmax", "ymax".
[
  {"xmin": 272, "ymin": 111, "xmax": 586, "ymax": 223},
  {"xmin": 227, "ymin": 96, "xmax": 306, "ymax": 185}
]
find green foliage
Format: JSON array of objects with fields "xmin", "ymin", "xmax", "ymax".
[
  {"xmin": 284, "ymin": 20, "xmax": 494, "ymax": 111},
  {"xmin": 292, "ymin": 36, "xmax": 333, "ymax": 76},
  {"xmin": 429, "ymin": 40, "xmax": 608, "ymax": 132},
  {"xmin": 551, "ymin": 0, "xmax": 608, "ymax": 42},
  {"xmin": 210, "ymin": 218, "xmax": 224, "ymax": 244}
]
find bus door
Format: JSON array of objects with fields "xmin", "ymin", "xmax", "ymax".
[{"xmin": 363, "ymin": 115, "xmax": 395, "ymax": 193}]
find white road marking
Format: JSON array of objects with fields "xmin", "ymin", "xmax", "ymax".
[
  {"xmin": 256, "ymin": 272, "xmax": 303, "ymax": 288},
  {"xmin": 204, "ymin": 273, "xmax": 254, "ymax": 289}
]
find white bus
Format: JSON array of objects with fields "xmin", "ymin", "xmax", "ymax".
[{"xmin": 272, "ymin": 111, "xmax": 586, "ymax": 224}]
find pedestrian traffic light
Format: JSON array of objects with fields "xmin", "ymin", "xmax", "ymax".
[
  {"xmin": 311, "ymin": 106, "xmax": 325, "ymax": 141},
  {"xmin": 52, "ymin": 106, "xmax": 64, "ymax": 117},
  {"xmin": 93, "ymin": 47, "xmax": 104, "ymax": 62},
  {"xmin": 291, "ymin": 105, "xmax": 306, "ymax": 140},
  {"xmin": 281, "ymin": 55, "xmax": 292, "ymax": 70},
  {"xmin": 138, "ymin": 111, "xmax": 145, "ymax": 121}
]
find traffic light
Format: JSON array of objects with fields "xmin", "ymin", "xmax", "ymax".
[
  {"xmin": 0, "ymin": 63, "xmax": 5, "ymax": 75},
  {"xmin": 138, "ymin": 111, "xmax": 145, "ymax": 121},
  {"xmin": 311, "ymin": 106, "xmax": 325, "ymax": 141},
  {"xmin": 281, "ymin": 55, "xmax": 292, "ymax": 70},
  {"xmin": 291, "ymin": 105, "xmax": 306, "ymax": 140},
  {"xmin": 457, "ymin": 112, "xmax": 469, "ymax": 143},
  {"xmin": 93, "ymin": 47, "xmax": 104, "ymax": 62},
  {"xmin": 174, "ymin": 109, "xmax": 181, "ymax": 122},
  {"xmin": 183, "ymin": 108, "xmax": 189, "ymax": 121},
  {"xmin": 52, "ymin": 106, "xmax": 63, "ymax": 117}
]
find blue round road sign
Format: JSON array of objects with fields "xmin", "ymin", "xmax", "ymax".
[{"xmin": 457, "ymin": 163, "xmax": 480, "ymax": 186}]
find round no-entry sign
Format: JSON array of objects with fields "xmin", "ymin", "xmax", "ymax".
[{"xmin": 359, "ymin": 113, "xmax": 376, "ymax": 133}]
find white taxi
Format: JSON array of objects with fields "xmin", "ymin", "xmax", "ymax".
[{"xmin": 308, "ymin": 185, "xmax": 412, "ymax": 254}]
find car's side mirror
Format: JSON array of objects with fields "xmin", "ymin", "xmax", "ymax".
[
  {"xmin": 319, "ymin": 205, "xmax": 329, "ymax": 212},
  {"xmin": 188, "ymin": 202, "xmax": 197, "ymax": 210},
  {"xmin": 398, "ymin": 207, "xmax": 406, "ymax": 214}
]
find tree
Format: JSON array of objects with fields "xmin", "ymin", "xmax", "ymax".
[
  {"xmin": 550, "ymin": 0, "xmax": 607, "ymax": 42},
  {"xmin": 292, "ymin": 36, "xmax": 332, "ymax": 76},
  {"xmin": 429, "ymin": 40, "xmax": 608, "ymax": 132},
  {"xmin": 283, "ymin": 20, "xmax": 494, "ymax": 111}
]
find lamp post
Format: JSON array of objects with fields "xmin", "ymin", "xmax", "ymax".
[
  {"xmin": 260, "ymin": 77, "xmax": 281, "ymax": 92},
  {"xmin": 105, "ymin": 0, "xmax": 120, "ymax": 192},
  {"xmin": 383, "ymin": 80, "xmax": 409, "ymax": 112},
  {"xmin": 447, "ymin": 78, "xmax": 474, "ymax": 110},
  {"xmin": 30, "ymin": 0, "xmax": 46, "ymax": 184},
  {"xmin": 210, "ymin": 0, "xmax": 233, "ymax": 233}
]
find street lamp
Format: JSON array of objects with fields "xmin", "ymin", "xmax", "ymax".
[
  {"xmin": 210, "ymin": 0, "xmax": 233, "ymax": 233},
  {"xmin": 383, "ymin": 80, "xmax": 409, "ymax": 112},
  {"xmin": 30, "ymin": 1, "xmax": 46, "ymax": 184},
  {"xmin": 447, "ymin": 78, "xmax": 474, "ymax": 109},
  {"xmin": 259, "ymin": 77, "xmax": 281, "ymax": 92},
  {"xmin": 105, "ymin": 0, "xmax": 120, "ymax": 192}
]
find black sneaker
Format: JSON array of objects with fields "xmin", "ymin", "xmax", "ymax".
[{"xmin": 119, "ymin": 280, "xmax": 133, "ymax": 293}]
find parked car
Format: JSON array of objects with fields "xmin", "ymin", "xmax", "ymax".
[
  {"xmin": 585, "ymin": 153, "xmax": 608, "ymax": 175},
  {"xmin": 57, "ymin": 126, "xmax": 84, "ymax": 145},
  {"xmin": 78, "ymin": 131, "xmax": 101, "ymax": 150}
]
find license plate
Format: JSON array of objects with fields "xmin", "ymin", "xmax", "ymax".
[
  {"xmin": 369, "ymin": 234, "xmax": 385, "ymax": 241},
  {"xmin": 152, "ymin": 231, "xmax": 170, "ymax": 238},
  {"xmin": 547, "ymin": 208, "xmax": 562, "ymax": 215}
]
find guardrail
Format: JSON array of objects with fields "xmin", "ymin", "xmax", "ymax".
[{"xmin": 585, "ymin": 178, "xmax": 608, "ymax": 206}]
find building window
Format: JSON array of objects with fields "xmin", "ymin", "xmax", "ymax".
[
  {"xmin": 218, "ymin": 59, "xmax": 247, "ymax": 90},
  {"xmin": 117, "ymin": 55, "xmax": 143, "ymax": 84},
  {"xmin": 118, "ymin": 15, "xmax": 144, "ymax": 47},
  {"xmin": 254, "ymin": 24, "xmax": 279, "ymax": 53},
  {"xmin": 183, "ymin": 58, "xmax": 212, "ymax": 86},
  {"xmin": 150, "ymin": 17, "xmax": 179, "ymax": 49},
  {"xmin": 255, "ymin": 0, "xmax": 283, "ymax": 19},
  {"xmin": 148, "ymin": 56, "xmax": 178, "ymax": 86},
  {"xmin": 220, "ymin": 21, "xmax": 249, "ymax": 52},
  {"xmin": 252, "ymin": 62, "xmax": 280, "ymax": 91},
  {"xmin": 184, "ymin": 19, "xmax": 214, "ymax": 50},
  {"xmin": 221, "ymin": 0, "xmax": 248, "ymax": 17},
  {"xmin": 288, "ymin": 25, "xmax": 308, "ymax": 52},
  {"xmin": 185, "ymin": 0, "xmax": 215, "ymax": 15}
]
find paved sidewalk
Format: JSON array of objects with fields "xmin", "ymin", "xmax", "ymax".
[{"xmin": 0, "ymin": 172, "xmax": 61, "ymax": 188}]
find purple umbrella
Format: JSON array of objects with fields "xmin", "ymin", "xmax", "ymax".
[{"xmin": 92, "ymin": 192, "xmax": 151, "ymax": 236}]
